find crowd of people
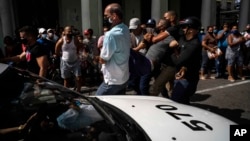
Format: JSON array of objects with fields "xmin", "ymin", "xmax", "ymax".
[{"xmin": 1, "ymin": 3, "xmax": 250, "ymax": 104}]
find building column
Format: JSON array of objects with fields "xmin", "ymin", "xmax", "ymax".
[
  {"xmin": 238, "ymin": 0, "xmax": 250, "ymax": 31},
  {"xmin": 200, "ymin": 0, "xmax": 217, "ymax": 29},
  {"xmin": 81, "ymin": 0, "xmax": 102, "ymax": 36},
  {"xmin": 220, "ymin": 0, "xmax": 227, "ymax": 10},
  {"xmin": 0, "ymin": 0, "xmax": 15, "ymax": 37},
  {"xmin": 151, "ymin": 0, "xmax": 168, "ymax": 22}
]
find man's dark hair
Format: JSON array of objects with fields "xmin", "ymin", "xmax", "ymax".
[
  {"xmin": 87, "ymin": 28, "xmax": 94, "ymax": 35},
  {"xmin": 19, "ymin": 25, "xmax": 38, "ymax": 37},
  {"xmin": 160, "ymin": 18, "xmax": 171, "ymax": 29},
  {"xmin": 206, "ymin": 25, "xmax": 213, "ymax": 31}
]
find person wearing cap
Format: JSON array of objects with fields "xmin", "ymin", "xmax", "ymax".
[
  {"xmin": 37, "ymin": 27, "xmax": 56, "ymax": 63},
  {"xmin": 145, "ymin": 18, "xmax": 156, "ymax": 34},
  {"xmin": 46, "ymin": 28, "xmax": 59, "ymax": 43},
  {"xmin": 82, "ymin": 28, "xmax": 101, "ymax": 85},
  {"xmin": 95, "ymin": 3, "xmax": 131, "ymax": 95},
  {"xmin": 129, "ymin": 17, "xmax": 146, "ymax": 55},
  {"xmin": 127, "ymin": 17, "xmax": 149, "ymax": 95},
  {"xmin": 170, "ymin": 16, "xmax": 202, "ymax": 104},
  {"xmin": 83, "ymin": 28, "xmax": 98, "ymax": 57},
  {"xmin": 129, "ymin": 18, "xmax": 178, "ymax": 95}
]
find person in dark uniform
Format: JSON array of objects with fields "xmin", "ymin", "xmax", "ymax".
[{"xmin": 170, "ymin": 17, "xmax": 202, "ymax": 104}]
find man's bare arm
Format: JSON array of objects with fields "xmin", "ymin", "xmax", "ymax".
[
  {"xmin": 36, "ymin": 55, "xmax": 49, "ymax": 77},
  {"xmin": 55, "ymin": 38, "xmax": 63, "ymax": 57},
  {"xmin": 1, "ymin": 52, "xmax": 26, "ymax": 63}
]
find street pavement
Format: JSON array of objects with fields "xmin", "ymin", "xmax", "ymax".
[
  {"xmin": 191, "ymin": 74, "xmax": 250, "ymax": 125},
  {"xmin": 79, "ymin": 71, "xmax": 250, "ymax": 125}
]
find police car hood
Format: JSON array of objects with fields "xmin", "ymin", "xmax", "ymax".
[{"xmin": 94, "ymin": 95, "xmax": 236, "ymax": 141}]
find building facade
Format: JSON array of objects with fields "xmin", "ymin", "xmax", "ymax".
[{"xmin": 0, "ymin": 0, "xmax": 249, "ymax": 49}]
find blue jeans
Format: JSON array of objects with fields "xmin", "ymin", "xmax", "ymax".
[
  {"xmin": 201, "ymin": 49, "xmax": 214, "ymax": 73},
  {"xmin": 171, "ymin": 79, "xmax": 199, "ymax": 104},
  {"xmin": 139, "ymin": 73, "xmax": 152, "ymax": 95},
  {"xmin": 215, "ymin": 49, "xmax": 227, "ymax": 77},
  {"xmin": 127, "ymin": 72, "xmax": 152, "ymax": 95},
  {"xmin": 95, "ymin": 81, "xmax": 128, "ymax": 95}
]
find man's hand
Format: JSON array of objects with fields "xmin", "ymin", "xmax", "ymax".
[
  {"xmin": 175, "ymin": 67, "xmax": 187, "ymax": 80},
  {"xmin": 143, "ymin": 33, "xmax": 153, "ymax": 43},
  {"xmin": 169, "ymin": 40, "xmax": 179, "ymax": 48}
]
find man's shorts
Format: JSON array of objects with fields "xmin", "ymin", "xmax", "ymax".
[{"xmin": 60, "ymin": 59, "xmax": 82, "ymax": 79}]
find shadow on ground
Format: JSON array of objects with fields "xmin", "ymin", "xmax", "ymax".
[
  {"xmin": 190, "ymin": 93, "xmax": 250, "ymax": 124},
  {"xmin": 190, "ymin": 93, "xmax": 211, "ymax": 102},
  {"xmin": 190, "ymin": 102, "xmax": 250, "ymax": 124}
]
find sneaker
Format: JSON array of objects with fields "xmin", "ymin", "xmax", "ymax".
[
  {"xmin": 209, "ymin": 76, "xmax": 216, "ymax": 79},
  {"xmin": 205, "ymin": 75, "xmax": 215, "ymax": 79},
  {"xmin": 215, "ymin": 73, "xmax": 221, "ymax": 79},
  {"xmin": 228, "ymin": 76, "xmax": 235, "ymax": 82}
]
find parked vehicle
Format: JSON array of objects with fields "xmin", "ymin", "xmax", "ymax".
[{"xmin": 0, "ymin": 63, "xmax": 236, "ymax": 141}]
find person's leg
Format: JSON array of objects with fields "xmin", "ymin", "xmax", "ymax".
[
  {"xmin": 171, "ymin": 79, "xmax": 189, "ymax": 104},
  {"xmin": 171, "ymin": 78, "xmax": 199, "ymax": 105},
  {"xmin": 95, "ymin": 82, "xmax": 107, "ymax": 95},
  {"xmin": 75, "ymin": 76, "xmax": 82, "ymax": 92},
  {"xmin": 200, "ymin": 49, "xmax": 208, "ymax": 80},
  {"xmin": 220, "ymin": 53, "xmax": 227, "ymax": 78},
  {"xmin": 95, "ymin": 82, "xmax": 128, "ymax": 95},
  {"xmin": 127, "ymin": 73, "xmax": 141, "ymax": 95},
  {"xmin": 60, "ymin": 60, "xmax": 71, "ymax": 88},
  {"xmin": 150, "ymin": 65, "xmax": 176, "ymax": 96},
  {"xmin": 227, "ymin": 57, "xmax": 235, "ymax": 82},
  {"xmin": 237, "ymin": 55, "xmax": 245, "ymax": 80},
  {"xmin": 247, "ymin": 48, "xmax": 250, "ymax": 68},
  {"xmin": 73, "ymin": 60, "xmax": 82, "ymax": 92},
  {"xmin": 139, "ymin": 73, "xmax": 152, "ymax": 95},
  {"xmin": 215, "ymin": 57, "xmax": 221, "ymax": 78},
  {"xmin": 185, "ymin": 79, "xmax": 199, "ymax": 104},
  {"xmin": 207, "ymin": 58, "xmax": 215, "ymax": 79}
]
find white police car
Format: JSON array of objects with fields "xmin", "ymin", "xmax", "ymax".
[{"xmin": 0, "ymin": 63, "xmax": 236, "ymax": 141}]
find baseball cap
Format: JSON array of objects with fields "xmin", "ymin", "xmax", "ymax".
[
  {"xmin": 47, "ymin": 28, "xmax": 54, "ymax": 33},
  {"xmin": 129, "ymin": 18, "xmax": 141, "ymax": 29},
  {"xmin": 39, "ymin": 28, "xmax": 46, "ymax": 34},
  {"xmin": 146, "ymin": 18, "xmax": 156, "ymax": 28}
]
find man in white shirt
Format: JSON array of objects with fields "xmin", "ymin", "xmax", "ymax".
[{"xmin": 96, "ymin": 3, "xmax": 131, "ymax": 95}]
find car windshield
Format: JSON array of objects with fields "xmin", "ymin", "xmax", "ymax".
[
  {"xmin": 0, "ymin": 64, "xmax": 150, "ymax": 141},
  {"xmin": 0, "ymin": 64, "xmax": 87, "ymax": 106},
  {"xmin": 91, "ymin": 97, "xmax": 151, "ymax": 141}
]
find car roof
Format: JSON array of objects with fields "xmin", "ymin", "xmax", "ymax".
[{"xmin": 94, "ymin": 95, "xmax": 236, "ymax": 141}]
